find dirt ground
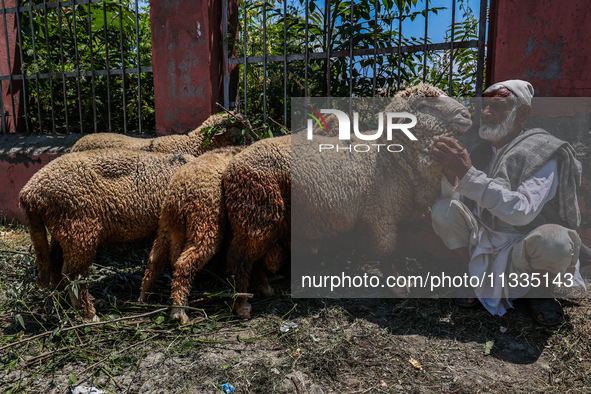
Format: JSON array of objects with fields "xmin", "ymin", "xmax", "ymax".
[{"xmin": 2, "ymin": 225, "xmax": 591, "ymax": 393}]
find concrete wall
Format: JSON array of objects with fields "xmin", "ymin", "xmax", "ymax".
[
  {"xmin": 1, "ymin": 154, "xmax": 60, "ymax": 223},
  {"xmin": 0, "ymin": 134, "xmax": 83, "ymax": 223},
  {"xmin": 487, "ymin": 0, "xmax": 591, "ymax": 248}
]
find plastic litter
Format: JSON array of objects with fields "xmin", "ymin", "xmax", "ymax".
[
  {"xmin": 280, "ymin": 322, "xmax": 298, "ymax": 333},
  {"xmin": 221, "ymin": 383, "xmax": 235, "ymax": 393},
  {"xmin": 71, "ymin": 387, "xmax": 104, "ymax": 394}
]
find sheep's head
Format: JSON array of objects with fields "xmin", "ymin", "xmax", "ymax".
[
  {"xmin": 411, "ymin": 96, "xmax": 472, "ymax": 134},
  {"xmin": 384, "ymin": 86, "xmax": 472, "ymax": 168}
]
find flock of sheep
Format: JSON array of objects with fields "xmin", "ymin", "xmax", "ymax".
[{"xmin": 19, "ymin": 84, "xmax": 472, "ymax": 323}]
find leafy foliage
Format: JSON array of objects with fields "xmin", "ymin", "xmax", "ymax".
[
  {"xmin": 235, "ymin": 0, "xmax": 484, "ymax": 132},
  {"xmin": 19, "ymin": 0, "xmax": 153, "ymax": 133},
  {"xmin": 14, "ymin": 0, "xmax": 482, "ymax": 135}
]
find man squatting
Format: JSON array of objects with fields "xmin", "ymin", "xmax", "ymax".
[{"xmin": 430, "ymin": 79, "xmax": 584, "ymax": 326}]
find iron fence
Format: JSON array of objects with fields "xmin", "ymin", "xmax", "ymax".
[
  {"xmin": 223, "ymin": 0, "xmax": 488, "ymax": 130},
  {"xmin": 0, "ymin": 0, "xmax": 153, "ymax": 134}
]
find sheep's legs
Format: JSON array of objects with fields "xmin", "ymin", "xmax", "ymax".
[
  {"xmin": 139, "ymin": 229, "xmax": 170, "ymax": 302},
  {"xmin": 251, "ymin": 263, "xmax": 273, "ymax": 296},
  {"xmin": 25, "ymin": 212, "xmax": 51, "ymax": 288},
  {"xmin": 169, "ymin": 243, "xmax": 215, "ymax": 324},
  {"xmin": 49, "ymin": 239, "xmax": 64, "ymax": 289},
  {"xmin": 366, "ymin": 221, "xmax": 398, "ymax": 277},
  {"xmin": 61, "ymin": 244, "xmax": 98, "ymax": 322},
  {"xmin": 227, "ymin": 233, "xmax": 267, "ymax": 319},
  {"xmin": 251, "ymin": 244, "xmax": 283, "ymax": 297}
]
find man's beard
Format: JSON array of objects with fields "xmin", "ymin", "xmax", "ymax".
[{"xmin": 479, "ymin": 107, "xmax": 518, "ymax": 142}]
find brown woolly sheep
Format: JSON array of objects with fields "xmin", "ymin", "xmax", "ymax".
[
  {"xmin": 223, "ymin": 84, "xmax": 472, "ymax": 318},
  {"xmin": 19, "ymin": 149, "xmax": 195, "ymax": 321},
  {"xmin": 139, "ymin": 146, "xmax": 245, "ymax": 324},
  {"xmin": 71, "ymin": 112, "xmax": 255, "ymax": 154},
  {"xmin": 222, "ymin": 136, "xmax": 291, "ymax": 319}
]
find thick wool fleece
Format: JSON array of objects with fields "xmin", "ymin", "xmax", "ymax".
[
  {"xmin": 19, "ymin": 149, "xmax": 194, "ymax": 320},
  {"xmin": 139, "ymin": 146, "xmax": 245, "ymax": 324},
  {"xmin": 71, "ymin": 113, "xmax": 254, "ymax": 155},
  {"xmin": 222, "ymin": 84, "xmax": 471, "ymax": 319},
  {"xmin": 222, "ymin": 136, "xmax": 291, "ymax": 319}
]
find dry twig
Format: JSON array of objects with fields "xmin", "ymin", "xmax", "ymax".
[
  {"xmin": 0, "ymin": 307, "xmax": 169, "ymax": 352},
  {"xmin": 268, "ymin": 117, "xmax": 291, "ymax": 134},
  {"xmin": 215, "ymin": 102, "xmax": 261, "ymax": 141},
  {"xmin": 76, "ymin": 334, "xmax": 160, "ymax": 380}
]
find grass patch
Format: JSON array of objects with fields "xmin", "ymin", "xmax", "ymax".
[{"xmin": 2, "ymin": 224, "xmax": 591, "ymax": 392}]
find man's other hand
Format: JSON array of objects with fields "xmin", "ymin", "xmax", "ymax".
[{"xmin": 430, "ymin": 136, "xmax": 472, "ymax": 182}]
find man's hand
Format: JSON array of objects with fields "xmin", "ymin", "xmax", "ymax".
[{"xmin": 430, "ymin": 136, "xmax": 472, "ymax": 183}]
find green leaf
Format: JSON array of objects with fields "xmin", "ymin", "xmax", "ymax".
[
  {"xmin": 484, "ymin": 340, "xmax": 493, "ymax": 356},
  {"xmin": 68, "ymin": 375, "xmax": 77, "ymax": 386},
  {"xmin": 15, "ymin": 314, "xmax": 25, "ymax": 329},
  {"xmin": 154, "ymin": 315, "xmax": 165, "ymax": 325}
]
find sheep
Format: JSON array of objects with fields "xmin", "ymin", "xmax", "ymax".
[
  {"xmin": 19, "ymin": 149, "xmax": 196, "ymax": 321},
  {"xmin": 71, "ymin": 112, "xmax": 255, "ymax": 155},
  {"xmin": 138, "ymin": 146, "xmax": 245, "ymax": 324},
  {"xmin": 222, "ymin": 135, "xmax": 291, "ymax": 319},
  {"xmin": 222, "ymin": 84, "xmax": 473, "ymax": 318}
]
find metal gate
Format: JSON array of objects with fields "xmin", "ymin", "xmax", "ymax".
[
  {"xmin": 0, "ymin": 0, "xmax": 153, "ymax": 134},
  {"xmin": 223, "ymin": 0, "xmax": 488, "ymax": 130}
]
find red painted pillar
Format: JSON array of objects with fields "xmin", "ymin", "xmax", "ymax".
[
  {"xmin": 487, "ymin": 0, "xmax": 591, "ymax": 247},
  {"xmin": 487, "ymin": 0, "xmax": 591, "ymax": 96},
  {"xmin": 149, "ymin": 0, "xmax": 238, "ymax": 135},
  {"xmin": 0, "ymin": 0, "xmax": 23, "ymax": 133}
]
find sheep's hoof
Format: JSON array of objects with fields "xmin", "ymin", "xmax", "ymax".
[
  {"xmin": 236, "ymin": 303, "xmax": 252, "ymax": 320},
  {"xmin": 170, "ymin": 307, "xmax": 190, "ymax": 325}
]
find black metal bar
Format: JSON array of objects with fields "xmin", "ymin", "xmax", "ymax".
[
  {"xmin": 475, "ymin": 0, "xmax": 487, "ymax": 97},
  {"xmin": 349, "ymin": 1, "xmax": 353, "ymax": 101},
  {"xmin": 0, "ymin": 66, "xmax": 154, "ymax": 80},
  {"xmin": 449, "ymin": 0, "xmax": 456, "ymax": 96},
  {"xmin": 304, "ymin": 0, "xmax": 308, "ymax": 98},
  {"xmin": 373, "ymin": 0, "xmax": 378, "ymax": 98},
  {"xmin": 14, "ymin": 0, "xmax": 30, "ymax": 133},
  {"xmin": 325, "ymin": 0, "xmax": 330, "ymax": 97},
  {"xmin": 0, "ymin": 67, "xmax": 6, "ymax": 132},
  {"xmin": 222, "ymin": 0, "xmax": 229, "ymax": 109},
  {"xmin": 28, "ymin": 0, "xmax": 44, "ymax": 131},
  {"xmin": 1, "ymin": 0, "xmax": 106, "ymax": 15},
  {"xmin": 118, "ymin": 0, "xmax": 127, "ymax": 133},
  {"xmin": 103, "ymin": 0, "xmax": 111, "ymax": 132},
  {"xmin": 57, "ymin": 1, "xmax": 69, "ymax": 133},
  {"xmin": 423, "ymin": 0, "xmax": 428, "ymax": 83},
  {"xmin": 0, "ymin": 0, "xmax": 16, "ymax": 132},
  {"xmin": 42, "ymin": 0, "xmax": 55, "ymax": 133},
  {"xmin": 283, "ymin": 0, "xmax": 286, "ymax": 125},
  {"xmin": 227, "ymin": 40, "xmax": 479, "ymax": 64},
  {"xmin": 87, "ymin": 0, "xmax": 97, "ymax": 132},
  {"xmin": 262, "ymin": 0, "xmax": 266, "ymax": 123},
  {"xmin": 134, "ymin": 0, "xmax": 141, "ymax": 133},
  {"xmin": 397, "ymin": 4, "xmax": 402, "ymax": 91},
  {"xmin": 243, "ymin": 0, "xmax": 247, "ymax": 116},
  {"xmin": 71, "ymin": 2, "xmax": 83, "ymax": 132}
]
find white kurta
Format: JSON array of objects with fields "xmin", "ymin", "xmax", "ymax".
[{"xmin": 442, "ymin": 144, "xmax": 584, "ymax": 316}]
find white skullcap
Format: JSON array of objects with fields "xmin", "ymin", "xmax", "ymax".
[{"xmin": 484, "ymin": 79, "xmax": 534, "ymax": 106}]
